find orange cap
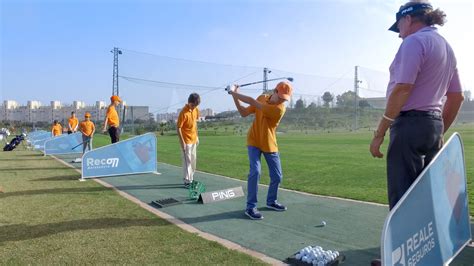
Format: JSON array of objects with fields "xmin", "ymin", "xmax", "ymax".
[
  {"xmin": 85, "ymin": 112, "xmax": 91, "ymax": 117},
  {"xmin": 110, "ymin": 95, "xmax": 122, "ymax": 102},
  {"xmin": 275, "ymin": 82, "xmax": 293, "ymax": 101}
]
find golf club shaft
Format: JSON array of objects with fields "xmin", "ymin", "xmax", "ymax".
[{"xmin": 239, "ymin": 77, "xmax": 291, "ymax": 87}]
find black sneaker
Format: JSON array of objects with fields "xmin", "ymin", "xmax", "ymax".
[
  {"xmin": 266, "ymin": 202, "xmax": 287, "ymax": 211},
  {"xmin": 184, "ymin": 183, "xmax": 190, "ymax": 189},
  {"xmin": 245, "ymin": 208, "xmax": 263, "ymax": 220}
]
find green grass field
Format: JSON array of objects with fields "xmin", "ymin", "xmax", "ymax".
[
  {"xmin": 94, "ymin": 125, "xmax": 473, "ymax": 212},
  {"xmin": 0, "ymin": 150, "xmax": 266, "ymax": 265}
]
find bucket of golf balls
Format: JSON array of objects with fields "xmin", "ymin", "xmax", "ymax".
[{"xmin": 287, "ymin": 246, "xmax": 344, "ymax": 266}]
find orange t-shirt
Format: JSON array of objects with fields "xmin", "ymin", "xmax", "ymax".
[
  {"xmin": 80, "ymin": 120, "xmax": 95, "ymax": 136},
  {"xmin": 106, "ymin": 105, "xmax": 120, "ymax": 127},
  {"xmin": 246, "ymin": 95, "xmax": 286, "ymax": 153},
  {"xmin": 52, "ymin": 124, "xmax": 62, "ymax": 136},
  {"xmin": 68, "ymin": 117, "xmax": 79, "ymax": 131},
  {"xmin": 177, "ymin": 104, "xmax": 199, "ymax": 144}
]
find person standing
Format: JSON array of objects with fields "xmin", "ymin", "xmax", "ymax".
[
  {"xmin": 103, "ymin": 95, "xmax": 122, "ymax": 144},
  {"xmin": 177, "ymin": 93, "xmax": 200, "ymax": 188},
  {"xmin": 369, "ymin": 3, "xmax": 464, "ymax": 264},
  {"xmin": 51, "ymin": 120, "xmax": 62, "ymax": 137},
  {"xmin": 67, "ymin": 111, "xmax": 79, "ymax": 134},
  {"xmin": 229, "ymin": 81, "xmax": 293, "ymax": 220},
  {"xmin": 79, "ymin": 112, "xmax": 95, "ymax": 154}
]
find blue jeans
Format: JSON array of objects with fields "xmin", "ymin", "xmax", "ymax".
[{"xmin": 246, "ymin": 146, "xmax": 283, "ymax": 210}]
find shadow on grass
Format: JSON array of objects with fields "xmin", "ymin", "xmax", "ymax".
[
  {"xmin": 0, "ymin": 187, "xmax": 110, "ymax": 199},
  {"xmin": 30, "ymin": 174, "xmax": 80, "ymax": 181},
  {"xmin": 0, "ymin": 167, "xmax": 70, "ymax": 171},
  {"xmin": 0, "ymin": 218, "xmax": 167, "ymax": 243}
]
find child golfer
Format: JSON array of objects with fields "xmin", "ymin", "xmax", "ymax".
[
  {"xmin": 51, "ymin": 120, "xmax": 62, "ymax": 137},
  {"xmin": 67, "ymin": 111, "xmax": 79, "ymax": 134},
  {"xmin": 229, "ymin": 82, "xmax": 293, "ymax": 220},
  {"xmin": 177, "ymin": 93, "xmax": 200, "ymax": 188},
  {"xmin": 79, "ymin": 112, "xmax": 95, "ymax": 153},
  {"xmin": 103, "ymin": 95, "xmax": 121, "ymax": 143}
]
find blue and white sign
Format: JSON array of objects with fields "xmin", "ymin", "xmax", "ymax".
[
  {"xmin": 44, "ymin": 132, "xmax": 83, "ymax": 155},
  {"xmin": 27, "ymin": 130, "xmax": 48, "ymax": 141},
  {"xmin": 31, "ymin": 133, "xmax": 53, "ymax": 150},
  {"xmin": 382, "ymin": 133, "xmax": 471, "ymax": 266},
  {"xmin": 81, "ymin": 133, "xmax": 157, "ymax": 179}
]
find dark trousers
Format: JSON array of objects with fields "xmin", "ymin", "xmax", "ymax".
[
  {"xmin": 386, "ymin": 110, "xmax": 443, "ymax": 210},
  {"xmin": 108, "ymin": 126, "xmax": 120, "ymax": 143}
]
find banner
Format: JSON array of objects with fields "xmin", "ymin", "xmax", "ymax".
[
  {"xmin": 27, "ymin": 131, "xmax": 50, "ymax": 144},
  {"xmin": 27, "ymin": 130, "xmax": 48, "ymax": 140},
  {"xmin": 31, "ymin": 133, "xmax": 53, "ymax": 150},
  {"xmin": 382, "ymin": 133, "xmax": 471, "ymax": 266},
  {"xmin": 44, "ymin": 132, "xmax": 83, "ymax": 155},
  {"xmin": 81, "ymin": 133, "xmax": 157, "ymax": 179}
]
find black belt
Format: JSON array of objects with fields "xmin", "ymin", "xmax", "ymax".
[{"xmin": 399, "ymin": 110, "xmax": 441, "ymax": 118}]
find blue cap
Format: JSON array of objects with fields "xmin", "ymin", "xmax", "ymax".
[{"xmin": 389, "ymin": 3, "xmax": 433, "ymax": 33}]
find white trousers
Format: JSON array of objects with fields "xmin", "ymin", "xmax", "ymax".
[{"xmin": 182, "ymin": 143, "xmax": 197, "ymax": 183}]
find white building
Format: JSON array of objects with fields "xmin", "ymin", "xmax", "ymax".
[{"xmin": 0, "ymin": 100, "xmax": 148, "ymax": 124}]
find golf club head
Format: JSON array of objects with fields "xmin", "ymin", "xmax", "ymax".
[
  {"xmin": 287, "ymin": 77, "xmax": 294, "ymax": 82},
  {"xmin": 225, "ymin": 85, "xmax": 236, "ymax": 94}
]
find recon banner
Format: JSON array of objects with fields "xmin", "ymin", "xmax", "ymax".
[
  {"xmin": 381, "ymin": 133, "xmax": 471, "ymax": 266},
  {"xmin": 81, "ymin": 133, "xmax": 157, "ymax": 179},
  {"xmin": 44, "ymin": 132, "xmax": 83, "ymax": 155}
]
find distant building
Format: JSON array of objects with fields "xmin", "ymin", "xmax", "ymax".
[
  {"xmin": 364, "ymin": 97, "xmax": 386, "ymax": 109},
  {"xmin": 0, "ymin": 100, "xmax": 148, "ymax": 124}
]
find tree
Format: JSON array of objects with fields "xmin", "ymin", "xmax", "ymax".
[
  {"xmin": 294, "ymin": 97, "xmax": 306, "ymax": 111},
  {"xmin": 358, "ymin": 99, "xmax": 371, "ymax": 109},
  {"xmin": 336, "ymin": 91, "xmax": 359, "ymax": 109},
  {"xmin": 321, "ymin": 91, "xmax": 334, "ymax": 107}
]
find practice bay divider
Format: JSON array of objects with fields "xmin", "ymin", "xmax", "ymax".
[
  {"xmin": 81, "ymin": 133, "xmax": 157, "ymax": 179},
  {"xmin": 381, "ymin": 133, "xmax": 471, "ymax": 265},
  {"xmin": 44, "ymin": 132, "xmax": 83, "ymax": 155}
]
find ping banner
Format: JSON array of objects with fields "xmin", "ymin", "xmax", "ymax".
[
  {"xmin": 382, "ymin": 133, "xmax": 471, "ymax": 266},
  {"xmin": 81, "ymin": 133, "xmax": 157, "ymax": 179},
  {"xmin": 44, "ymin": 132, "xmax": 83, "ymax": 155}
]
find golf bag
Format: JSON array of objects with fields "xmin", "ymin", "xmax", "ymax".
[{"xmin": 3, "ymin": 133, "xmax": 26, "ymax": 151}]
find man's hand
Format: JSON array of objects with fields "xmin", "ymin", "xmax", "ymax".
[{"xmin": 370, "ymin": 133, "xmax": 385, "ymax": 158}]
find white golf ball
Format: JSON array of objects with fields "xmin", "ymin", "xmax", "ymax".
[
  {"xmin": 322, "ymin": 221, "xmax": 326, "ymax": 226},
  {"xmin": 295, "ymin": 253, "xmax": 302, "ymax": 260},
  {"xmin": 317, "ymin": 261, "xmax": 324, "ymax": 266}
]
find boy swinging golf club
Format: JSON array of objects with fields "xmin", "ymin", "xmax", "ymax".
[
  {"xmin": 79, "ymin": 112, "xmax": 95, "ymax": 154},
  {"xmin": 228, "ymin": 81, "xmax": 293, "ymax": 220}
]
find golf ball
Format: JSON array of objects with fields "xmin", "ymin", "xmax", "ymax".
[{"xmin": 321, "ymin": 221, "xmax": 327, "ymax": 226}]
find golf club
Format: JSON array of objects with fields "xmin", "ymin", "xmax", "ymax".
[
  {"xmin": 225, "ymin": 77, "xmax": 293, "ymax": 93},
  {"xmin": 71, "ymin": 140, "xmax": 88, "ymax": 150}
]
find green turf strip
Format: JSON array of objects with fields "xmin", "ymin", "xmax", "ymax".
[{"xmin": 0, "ymin": 150, "xmax": 267, "ymax": 265}]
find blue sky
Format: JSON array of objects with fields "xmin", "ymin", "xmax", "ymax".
[{"xmin": 1, "ymin": 0, "xmax": 472, "ymax": 113}]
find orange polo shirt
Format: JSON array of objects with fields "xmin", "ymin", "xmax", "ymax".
[
  {"xmin": 68, "ymin": 117, "xmax": 79, "ymax": 131},
  {"xmin": 106, "ymin": 105, "xmax": 120, "ymax": 127},
  {"xmin": 52, "ymin": 124, "xmax": 62, "ymax": 136},
  {"xmin": 80, "ymin": 120, "xmax": 95, "ymax": 136},
  {"xmin": 246, "ymin": 95, "xmax": 286, "ymax": 153},
  {"xmin": 177, "ymin": 104, "xmax": 199, "ymax": 144}
]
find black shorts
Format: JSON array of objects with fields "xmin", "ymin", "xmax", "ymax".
[{"xmin": 108, "ymin": 126, "xmax": 120, "ymax": 143}]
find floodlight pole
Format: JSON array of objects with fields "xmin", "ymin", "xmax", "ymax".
[
  {"xmin": 353, "ymin": 65, "xmax": 362, "ymax": 131},
  {"xmin": 111, "ymin": 47, "xmax": 122, "ymax": 96},
  {"xmin": 263, "ymin": 67, "xmax": 272, "ymax": 93}
]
